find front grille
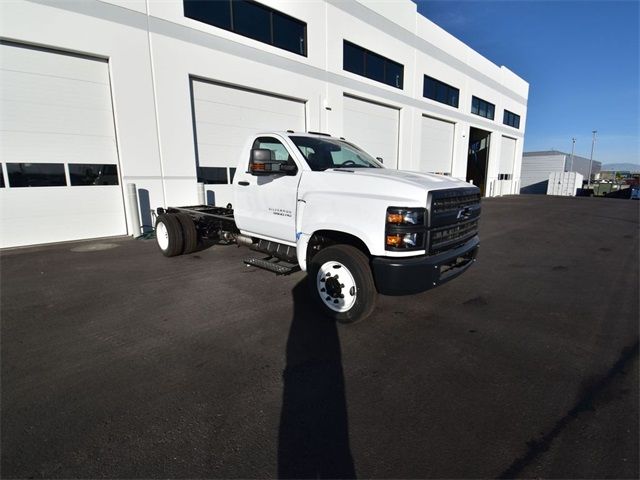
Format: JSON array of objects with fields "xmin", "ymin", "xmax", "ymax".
[
  {"xmin": 427, "ymin": 187, "xmax": 481, "ymax": 254},
  {"xmin": 429, "ymin": 219, "xmax": 479, "ymax": 254},
  {"xmin": 431, "ymin": 192, "xmax": 481, "ymax": 214}
]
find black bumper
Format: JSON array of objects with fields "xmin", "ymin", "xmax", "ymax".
[{"xmin": 371, "ymin": 236, "xmax": 479, "ymax": 296}]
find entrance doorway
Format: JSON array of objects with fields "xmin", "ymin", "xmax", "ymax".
[{"xmin": 466, "ymin": 127, "xmax": 491, "ymax": 196}]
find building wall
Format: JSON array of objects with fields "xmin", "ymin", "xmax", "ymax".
[
  {"xmin": 1, "ymin": 0, "xmax": 529, "ymax": 247},
  {"xmin": 521, "ymin": 152, "xmax": 602, "ymax": 194}
]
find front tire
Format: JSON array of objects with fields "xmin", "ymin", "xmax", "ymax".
[
  {"xmin": 307, "ymin": 244, "xmax": 376, "ymax": 323},
  {"xmin": 155, "ymin": 214, "xmax": 184, "ymax": 257}
]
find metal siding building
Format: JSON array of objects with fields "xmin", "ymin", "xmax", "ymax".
[
  {"xmin": 521, "ymin": 151, "xmax": 601, "ymax": 194},
  {"xmin": 0, "ymin": 0, "xmax": 529, "ymax": 248}
]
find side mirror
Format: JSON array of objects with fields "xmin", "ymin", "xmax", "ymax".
[
  {"xmin": 249, "ymin": 148, "xmax": 279, "ymax": 176},
  {"xmin": 376, "ymin": 157, "xmax": 384, "ymax": 164},
  {"xmin": 249, "ymin": 149, "xmax": 297, "ymax": 176}
]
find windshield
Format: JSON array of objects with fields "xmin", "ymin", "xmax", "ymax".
[{"xmin": 289, "ymin": 136, "xmax": 383, "ymax": 172}]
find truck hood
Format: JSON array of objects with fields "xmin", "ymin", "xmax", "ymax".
[
  {"xmin": 298, "ymin": 168, "xmax": 475, "ymax": 209},
  {"xmin": 327, "ymin": 168, "xmax": 472, "ymax": 191}
]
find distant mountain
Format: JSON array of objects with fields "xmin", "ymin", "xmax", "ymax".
[{"xmin": 601, "ymin": 163, "xmax": 640, "ymax": 172}]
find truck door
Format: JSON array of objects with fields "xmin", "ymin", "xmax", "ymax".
[{"xmin": 233, "ymin": 136, "xmax": 301, "ymax": 244}]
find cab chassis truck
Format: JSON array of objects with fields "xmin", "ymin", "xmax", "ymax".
[{"xmin": 155, "ymin": 132, "xmax": 481, "ymax": 323}]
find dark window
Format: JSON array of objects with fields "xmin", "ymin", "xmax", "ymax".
[
  {"xmin": 423, "ymin": 75, "xmax": 459, "ymax": 108},
  {"xmin": 69, "ymin": 164, "xmax": 119, "ymax": 186},
  {"xmin": 7, "ymin": 163, "xmax": 67, "ymax": 187},
  {"xmin": 503, "ymin": 110, "xmax": 520, "ymax": 129},
  {"xmin": 198, "ymin": 167, "xmax": 228, "ymax": 184},
  {"xmin": 0, "ymin": 167, "xmax": 4, "ymax": 188},
  {"xmin": 471, "ymin": 96, "xmax": 495, "ymax": 120},
  {"xmin": 184, "ymin": 0, "xmax": 307, "ymax": 56},
  {"xmin": 343, "ymin": 41, "xmax": 404, "ymax": 89},
  {"xmin": 233, "ymin": 0, "xmax": 271, "ymax": 44},
  {"xmin": 183, "ymin": 0, "xmax": 231, "ymax": 29},
  {"xmin": 498, "ymin": 173, "xmax": 512, "ymax": 180},
  {"xmin": 272, "ymin": 11, "xmax": 306, "ymax": 56},
  {"xmin": 366, "ymin": 52, "xmax": 385, "ymax": 83},
  {"xmin": 385, "ymin": 61, "xmax": 403, "ymax": 89},
  {"xmin": 229, "ymin": 167, "xmax": 237, "ymax": 182},
  {"xmin": 343, "ymin": 41, "xmax": 365, "ymax": 76}
]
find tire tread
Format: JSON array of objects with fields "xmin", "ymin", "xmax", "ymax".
[{"xmin": 155, "ymin": 214, "xmax": 184, "ymax": 257}]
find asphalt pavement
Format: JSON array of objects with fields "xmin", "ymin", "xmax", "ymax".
[{"xmin": 1, "ymin": 195, "xmax": 638, "ymax": 478}]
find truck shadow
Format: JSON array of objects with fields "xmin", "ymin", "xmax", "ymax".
[{"xmin": 277, "ymin": 280, "xmax": 356, "ymax": 479}]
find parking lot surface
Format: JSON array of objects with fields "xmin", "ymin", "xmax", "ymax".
[{"xmin": 1, "ymin": 195, "xmax": 638, "ymax": 479}]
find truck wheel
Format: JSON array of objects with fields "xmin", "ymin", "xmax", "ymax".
[
  {"xmin": 155, "ymin": 214, "xmax": 184, "ymax": 257},
  {"xmin": 308, "ymin": 244, "xmax": 376, "ymax": 323},
  {"xmin": 176, "ymin": 213, "xmax": 198, "ymax": 254}
]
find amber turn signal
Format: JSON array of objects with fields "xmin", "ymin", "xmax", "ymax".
[
  {"xmin": 386, "ymin": 213, "xmax": 404, "ymax": 224},
  {"xmin": 386, "ymin": 234, "xmax": 402, "ymax": 247}
]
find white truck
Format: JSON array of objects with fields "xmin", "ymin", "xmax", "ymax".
[{"xmin": 155, "ymin": 131, "xmax": 481, "ymax": 323}]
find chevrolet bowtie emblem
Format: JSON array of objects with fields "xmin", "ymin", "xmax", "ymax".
[{"xmin": 457, "ymin": 206, "xmax": 472, "ymax": 220}]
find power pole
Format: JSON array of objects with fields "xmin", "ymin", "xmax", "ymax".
[
  {"xmin": 588, "ymin": 130, "xmax": 597, "ymax": 188},
  {"xmin": 569, "ymin": 137, "xmax": 576, "ymax": 171}
]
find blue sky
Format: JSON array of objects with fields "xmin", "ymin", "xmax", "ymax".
[{"xmin": 415, "ymin": 0, "xmax": 640, "ymax": 166}]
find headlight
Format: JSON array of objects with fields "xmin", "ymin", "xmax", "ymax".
[
  {"xmin": 386, "ymin": 207, "xmax": 425, "ymax": 226},
  {"xmin": 385, "ymin": 207, "xmax": 426, "ymax": 250}
]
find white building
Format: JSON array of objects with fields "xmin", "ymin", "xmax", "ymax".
[
  {"xmin": 521, "ymin": 151, "xmax": 601, "ymax": 194},
  {"xmin": 0, "ymin": 0, "xmax": 529, "ymax": 248}
]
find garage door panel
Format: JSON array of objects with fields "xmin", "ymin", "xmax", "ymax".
[
  {"xmin": 343, "ymin": 96, "xmax": 399, "ymax": 169},
  {"xmin": 0, "ymin": 44, "xmax": 109, "ymax": 84},
  {"xmin": 197, "ymin": 144, "xmax": 245, "ymax": 168},
  {"xmin": 343, "ymin": 98, "xmax": 398, "ymax": 120},
  {"xmin": 194, "ymin": 105, "xmax": 302, "ymax": 131},
  {"xmin": 192, "ymin": 79, "xmax": 305, "ymax": 169},
  {"xmin": 0, "ymin": 70, "xmax": 113, "ymax": 110},
  {"xmin": 0, "ymin": 131, "xmax": 117, "ymax": 164},
  {"xmin": 499, "ymin": 136, "xmax": 516, "ymax": 174},
  {"xmin": 0, "ymin": 43, "xmax": 126, "ymax": 248},
  {"xmin": 1, "ymin": 100, "xmax": 115, "ymax": 137},
  {"xmin": 420, "ymin": 115, "xmax": 454, "ymax": 174},
  {"xmin": 0, "ymin": 187, "xmax": 126, "ymax": 248}
]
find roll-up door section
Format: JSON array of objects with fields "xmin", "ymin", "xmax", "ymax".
[
  {"xmin": 497, "ymin": 136, "xmax": 517, "ymax": 195},
  {"xmin": 419, "ymin": 115, "xmax": 455, "ymax": 175},
  {"xmin": 0, "ymin": 42, "xmax": 126, "ymax": 248},
  {"xmin": 342, "ymin": 95, "xmax": 399, "ymax": 169},
  {"xmin": 191, "ymin": 79, "xmax": 306, "ymax": 206}
]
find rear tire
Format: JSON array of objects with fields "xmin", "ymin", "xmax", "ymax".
[
  {"xmin": 155, "ymin": 214, "xmax": 184, "ymax": 257},
  {"xmin": 307, "ymin": 244, "xmax": 376, "ymax": 324},
  {"xmin": 176, "ymin": 213, "xmax": 198, "ymax": 254}
]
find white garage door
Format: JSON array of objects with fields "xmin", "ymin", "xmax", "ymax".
[
  {"xmin": 343, "ymin": 95, "xmax": 399, "ymax": 169},
  {"xmin": 0, "ymin": 42, "xmax": 126, "ymax": 248},
  {"xmin": 497, "ymin": 136, "xmax": 517, "ymax": 195},
  {"xmin": 191, "ymin": 79, "xmax": 306, "ymax": 206},
  {"xmin": 420, "ymin": 115, "xmax": 455, "ymax": 175}
]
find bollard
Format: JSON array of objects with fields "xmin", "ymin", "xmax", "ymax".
[
  {"xmin": 197, "ymin": 182, "xmax": 206, "ymax": 205},
  {"xmin": 126, "ymin": 183, "xmax": 142, "ymax": 237}
]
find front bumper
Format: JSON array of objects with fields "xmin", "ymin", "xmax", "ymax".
[{"xmin": 371, "ymin": 235, "xmax": 479, "ymax": 295}]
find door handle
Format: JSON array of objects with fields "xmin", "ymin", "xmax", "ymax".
[{"xmin": 238, "ymin": 181, "xmax": 250, "ymax": 186}]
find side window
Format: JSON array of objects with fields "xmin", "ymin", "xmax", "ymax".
[{"xmin": 251, "ymin": 137, "xmax": 298, "ymax": 173}]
